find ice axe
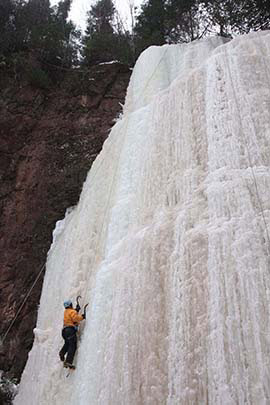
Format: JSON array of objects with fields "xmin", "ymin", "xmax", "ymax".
[
  {"xmin": 75, "ymin": 295, "xmax": 82, "ymax": 312},
  {"xmin": 83, "ymin": 303, "xmax": 89, "ymax": 319},
  {"xmin": 76, "ymin": 296, "xmax": 88, "ymax": 318}
]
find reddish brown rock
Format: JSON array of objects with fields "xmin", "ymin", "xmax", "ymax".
[{"xmin": 0, "ymin": 62, "xmax": 131, "ymax": 380}]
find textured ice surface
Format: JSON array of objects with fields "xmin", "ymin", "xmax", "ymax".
[{"xmin": 15, "ymin": 32, "xmax": 270, "ymax": 405}]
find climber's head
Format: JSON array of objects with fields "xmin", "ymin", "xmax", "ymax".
[{"xmin": 64, "ymin": 300, "xmax": 73, "ymax": 309}]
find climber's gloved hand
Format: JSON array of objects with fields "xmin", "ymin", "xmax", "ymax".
[
  {"xmin": 82, "ymin": 313, "xmax": 86, "ymax": 319},
  {"xmin": 75, "ymin": 304, "xmax": 81, "ymax": 312}
]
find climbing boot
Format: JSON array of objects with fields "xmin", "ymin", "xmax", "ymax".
[{"xmin": 64, "ymin": 361, "xmax": 76, "ymax": 370}]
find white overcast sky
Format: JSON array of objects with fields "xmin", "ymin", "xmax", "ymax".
[{"xmin": 50, "ymin": 0, "xmax": 143, "ymax": 31}]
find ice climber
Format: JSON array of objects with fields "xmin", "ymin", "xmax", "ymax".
[{"xmin": 59, "ymin": 299, "xmax": 85, "ymax": 369}]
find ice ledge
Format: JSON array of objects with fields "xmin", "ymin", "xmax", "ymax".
[{"xmin": 124, "ymin": 31, "xmax": 270, "ymax": 114}]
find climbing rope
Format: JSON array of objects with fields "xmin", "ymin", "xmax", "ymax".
[
  {"xmin": 1, "ymin": 263, "xmax": 46, "ymax": 345},
  {"xmin": 224, "ymin": 38, "xmax": 270, "ymax": 257}
]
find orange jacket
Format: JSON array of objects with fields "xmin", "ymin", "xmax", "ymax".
[{"xmin": 63, "ymin": 308, "xmax": 83, "ymax": 328}]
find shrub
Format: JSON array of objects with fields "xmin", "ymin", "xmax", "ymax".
[{"xmin": 27, "ymin": 66, "xmax": 51, "ymax": 89}]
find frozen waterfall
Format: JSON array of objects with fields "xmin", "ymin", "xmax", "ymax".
[{"xmin": 15, "ymin": 32, "xmax": 270, "ymax": 405}]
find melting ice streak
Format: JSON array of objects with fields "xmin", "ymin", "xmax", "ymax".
[{"xmin": 15, "ymin": 32, "xmax": 270, "ymax": 404}]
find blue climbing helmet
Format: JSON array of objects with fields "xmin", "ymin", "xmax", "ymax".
[{"xmin": 64, "ymin": 300, "xmax": 72, "ymax": 308}]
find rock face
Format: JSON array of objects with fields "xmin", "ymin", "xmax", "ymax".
[{"xmin": 0, "ymin": 62, "xmax": 131, "ymax": 379}]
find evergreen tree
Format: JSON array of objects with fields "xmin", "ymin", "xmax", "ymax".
[
  {"xmin": 202, "ymin": 0, "xmax": 270, "ymax": 35},
  {"xmin": 56, "ymin": 0, "xmax": 72, "ymax": 22},
  {"xmin": 48, "ymin": 0, "xmax": 80, "ymax": 68},
  {"xmin": 83, "ymin": 0, "xmax": 115, "ymax": 64},
  {"xmin": 134, "ymin": 0, "xmax": 269, "ymax": 55},
  {"xmin": 236, "ymin": 0, "xmax": 270, "ymax": 32},
  {"xmin": 0, "ymin": 0, "xmax": 80, "ymax": 85},
  {"xmin": 10, "ymin": 0, "xmax": 78, "ymax": 65},
  {"xmin": 0, "ymin": 0, "xmax": 16, "ymax": 55},
  {"xmin": 134, "ymin": 0, "xmax": 167, "ymax": 53},
  {"xmin": 22, "ymin": 0, "xmax": 79, "ymax": 67},
  {"xmin": 134, "ymin": 0, "xmax": 208, "ymax": 53},
  {"xmin": 83, "ymin": 0, "xmax": 133, "ymax": 65},
  {"xmin": 202, "ymin": 0, "xmax": 239, "ymax": 36},
  {"xmin": 88, "ymin": 0, "xmax": 116, "ymax": 33},
  {"xmin": 166, "ymin": 0, "xmax": 209, "ymax": 42}
]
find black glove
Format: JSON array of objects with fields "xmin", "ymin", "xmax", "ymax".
[
  {"xmin": 82, "ymin": 313, "xmax": 86, "ymax": 319},
  {"xmin": 75, "ymin": 304, "xmax": 81, "ymax": 312}
]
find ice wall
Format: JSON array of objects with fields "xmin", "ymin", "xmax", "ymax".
[{"xmin": 15, "ymin": 32, "xmax": 270, "ymax": 405}]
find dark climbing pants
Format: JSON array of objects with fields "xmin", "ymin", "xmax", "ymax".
[{"xmin": 59, "ymin": 326, "xmax": 77, "ymax": 364}]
